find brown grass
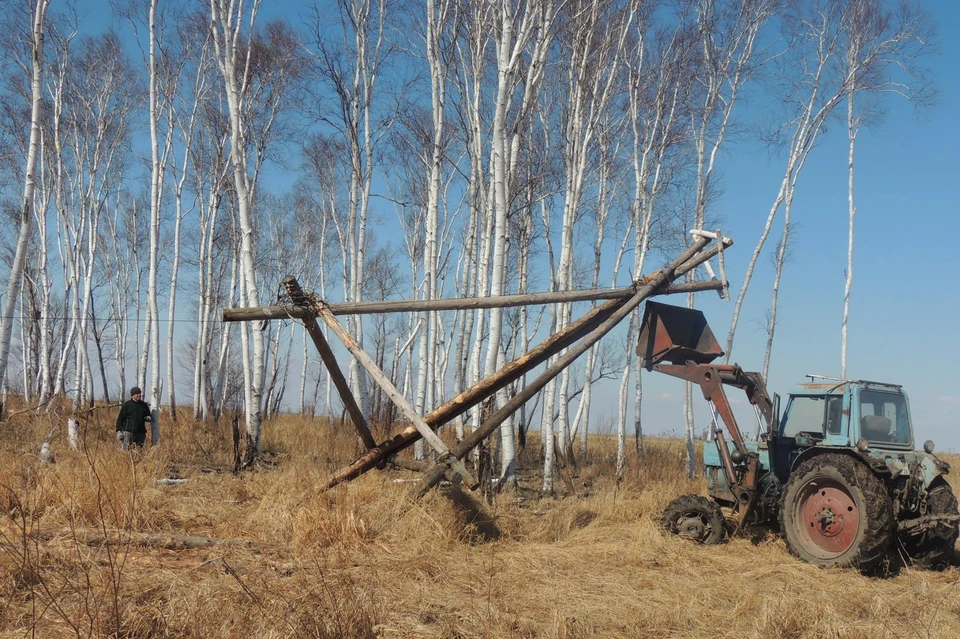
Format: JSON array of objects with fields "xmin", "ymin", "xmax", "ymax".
[{"xmin": 1, "ymin": 407, "xmax": 959, "ymax": 638}]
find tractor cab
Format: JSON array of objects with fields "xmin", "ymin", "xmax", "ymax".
[
  {"xmin": 772, "ymin": 378, "xmax": 917, "ymax": 482},
  {"xmin": 778, "ymin": 379, "xmax": 912, "ymax": 446}
]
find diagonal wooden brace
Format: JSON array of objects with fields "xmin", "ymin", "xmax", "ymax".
[
  {"xmin": 320, "ymin": 294, "xmax": 625, "ymax": 490},
  {"xmin": 282, "ymin": 277, "xmax": 377, "ymax": 451},
  {"xmin": 439, "ymin": 454, "xmax": 478, "ymax": 490},
  {"xmin": 316, "ymin": 305, "xmax": 479, "ymax": 490},
  {"xmin": 410, "ymin": 236, "xmax": 720, "ymax": 499},
  {"xmin": 325, "ymin": 236, "xmax": 735, "ymax": 491}
]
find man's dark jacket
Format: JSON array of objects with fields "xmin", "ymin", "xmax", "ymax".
[{"xmin": 116, "ymin": 399, "xmax": 151, "ymax": 435}]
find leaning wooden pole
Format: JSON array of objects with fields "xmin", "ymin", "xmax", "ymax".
[
  {"xmin": 319, "ymin": 293, "xmax": 628, "ymax": 490},
  {"xmin": 315, "ymin": 305, "xmax": 479, "ymax": 489},
  {"xmin": 324, "ymin": 236, "xmax": 729, "ymax": 491},
  {"xmin": 322, "ymin": 281, "xmax": 725, "ymax": 315},
  {"xmin": 281, "ymin": 277, "xmax": 377, "ymax": 450},
  {"xmin": 410, "ymin": 236, "xmax": 724, "ymax": 498}
]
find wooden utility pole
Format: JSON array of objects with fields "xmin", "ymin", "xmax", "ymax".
[
  {"xmin": 282, "ymin": 277, "xmax": 376, "ymax": 450},
  {"xmin": 223, "ymin": 233, "xmax": 732, "ymax": 496},
  {"xmin": 222, "ymin": 281, "xmax": 725, "ymax": 323}
]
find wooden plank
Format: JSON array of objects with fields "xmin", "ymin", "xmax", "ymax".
[
  {"xmin": 282, "ymin": 277, "xmax": 377, "ymax": 451},
  {"xmin": 221, "ymin": 280, "xmax": 725, "ymax": 322},
  {"xmin": 315, "ymin": 305, "xmax": 478, "ymax": 489}
]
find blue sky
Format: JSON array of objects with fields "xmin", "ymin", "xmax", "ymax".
[
  {"xmin": 63, "ymin": 1, "xmax": 960, "ymax": 450},
  {"xmin": 640, "ymin": 1, "xmax": 960, "ymax": 449}
]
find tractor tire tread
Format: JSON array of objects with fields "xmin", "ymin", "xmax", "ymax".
[
  {"xmin": 780, "ymin": 453, "xmax": 893, "ymax": 574},
  {"xmin": 661, "ymin": 494, "xmax": 726, "ymax": 545}
]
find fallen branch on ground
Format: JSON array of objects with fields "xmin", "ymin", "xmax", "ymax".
[{"xmin": 21, "ymin": 527, "xmax": 279, "ymax": 551}]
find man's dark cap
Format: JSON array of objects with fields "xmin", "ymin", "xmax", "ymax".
[{"xmin": 131, "ymin": 387, "xmax": 142, "ymax": 396}]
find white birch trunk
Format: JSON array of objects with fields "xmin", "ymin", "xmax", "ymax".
[
  {"xmin": 214, "ymin": 242, "xmax": 240, "ymax": 419},
  {"xmin": 617, "ymin": 21, "xmax": 683, "ymax": 468},
  {"xmin": 210, "ymin": 0, "xmax": 266, "ymax": 454},
  {"xmin": 0, "ymin": 0, "xmax": 50, "ymax": 390},
  {"xmin": 763, "ymin": 203, "xmax": 792, "ymax": 382},
  {"xmin": 146, "ymin": 0, "xmax": 171, "ymax": 408},
  {"xmin": 166, "ymin": 57, "xmax": 203, "ymax": 421},
  {"xmin": 842, "ymin": 89, "xmax": 856, "ymax": 378},
  {"xmin": 67, "ymin": 418, "xmax": 79, "ymax": 451}
]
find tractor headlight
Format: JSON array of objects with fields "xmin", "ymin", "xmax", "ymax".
[
  {"xmin": 924, "ymin": 440, "xmax": 936, "ymax": 454},
  {"xmin": 857, "ymin": 438, "xmax": 870, "ymax": 452}
]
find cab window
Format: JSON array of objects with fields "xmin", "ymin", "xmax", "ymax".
[
  {"xmin": 859, "ymin": 390, "xmax": 910, "ymax": 444},
  {"xmin": 825, "ymin": 396, "xmax": 843, "ymax": 435},
  {"xmin": 780, "ymin": 396, "xmax": 824, "ymax": 438}
]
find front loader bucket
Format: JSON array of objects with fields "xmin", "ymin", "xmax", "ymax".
[{"xmin": 637, "ymin": 301, "xmax": 724, "ymax": 369}]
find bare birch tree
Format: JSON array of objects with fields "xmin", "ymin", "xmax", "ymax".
[
  {"xmin": 725, "ymin": 1, "xmax": 839, "ymax": 366},
  {"xmin": 542, "ymin": 0, "xmax": 632, "ymax": 485},
  {"xmin": 209, "ymin": 0, "xmax": 279, "ymax": 458},
  {"xmin": 190, "ymin": 117, "xmax": 231, "ymax": 420},
  {"xmin": 47, "ymin": 32, "xmax": 138, "ymax": 407},
  {"xmin": 679, "ymin": 0, "xmax": 771, "ymax": 476},
  {"xmin": 838, "ymin": 0, "xmax": 934, "ymax": 377},
  {"xmin": 472, "ymin": 0, "xmax": 559, "ymax": 492},
  {"xmin": 616, "ymin": 12, "xmax": 688, "ymax": 478},
  {"xmin": 138, "ymin": 0, "xmax": 174, "ymax": 409},
  {"xmin": 309, "ymin": 0, "xmax": 396, "ymax": 420},
  {"xmin": 728, "ymin": 0, "xmax": 933, "ymax": 379},
  {"xmin": 0, "ymin": 0, "xmax": 50, "ymax": 393},
  {"xmin": 450, "ymin": 0, "xmax": 492, "ymax": 460}
]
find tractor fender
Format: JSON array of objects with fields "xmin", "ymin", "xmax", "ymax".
[{"xmin": 791, "ymin": 446, "xmax": 892, "ymax": 480}]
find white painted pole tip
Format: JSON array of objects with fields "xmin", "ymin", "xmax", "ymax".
[{"xmin": 689, "ymin": 228, "xmax": 733, "ymax": 245}]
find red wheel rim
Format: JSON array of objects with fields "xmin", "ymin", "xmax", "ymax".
[{"xmin": 796, "ymin": 480, "xmax": 859, "ymax": 558}]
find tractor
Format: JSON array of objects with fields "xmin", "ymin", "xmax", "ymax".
[{"xmin": 639, "ymin": 301, "xmax": 959, "ymax": 572}]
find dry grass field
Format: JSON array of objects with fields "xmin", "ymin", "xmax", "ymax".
[{"xmin": 2, "ymin": 406, "xmax": 959, "ymax": 638}]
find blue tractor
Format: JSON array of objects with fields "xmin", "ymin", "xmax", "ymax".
[{"xmin": 639, "ymin": 302, "xmax": 959, "ymax": 572}]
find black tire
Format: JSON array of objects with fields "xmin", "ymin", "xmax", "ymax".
[
  {"xmin": 906, "ymin": 480, "xmax": 959, "ymax": 570},
  {"xmin": 661, "ymin": 494, "xmax": 726, "ymax": 545},
  {"xmin": 780, "ymin": 454, "xmax": 893, "ymax": 572}
]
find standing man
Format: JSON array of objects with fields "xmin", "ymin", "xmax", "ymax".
[{"xmin": 116, "ymin": 387, "xmax": 152, "ymax": 449}]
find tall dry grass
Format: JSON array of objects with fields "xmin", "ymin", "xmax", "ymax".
[{"xmin": 1, "ymin": 405, "xmax": 958, "ymax": 638}]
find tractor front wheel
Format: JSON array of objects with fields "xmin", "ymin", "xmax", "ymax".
[
  {"xmin": 661, "ymin": 494, "xmax": 726, "ymax": 545},
  {"xmin": 780, "ymin": 454, "xmax": 893, "ymax": 573}
]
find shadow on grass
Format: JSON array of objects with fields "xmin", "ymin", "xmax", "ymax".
[{"xmin": 442, "ymin": 484, "xmax": 500, "ymax": 543}]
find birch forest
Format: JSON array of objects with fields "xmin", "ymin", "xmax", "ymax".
[{"xmin": 0, "ymin": 0, "xmax": 935, "ymax": 489}]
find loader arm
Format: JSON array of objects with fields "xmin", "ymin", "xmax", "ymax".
[{"xmin": 637, "ymin": 302, "xmax": 775, "ymax": 517}]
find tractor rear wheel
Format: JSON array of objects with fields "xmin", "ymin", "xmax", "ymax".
[
  {"xmin": 780, "ymin": 454, "xmax": 893, "ymax": 573},
  {"xmin": 906, "ymin": 480, "xmax": 959, "ymax": 569},
  {"xmin": 661, "ymin": 494, "xmax": 726, "ymax": 545}
]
